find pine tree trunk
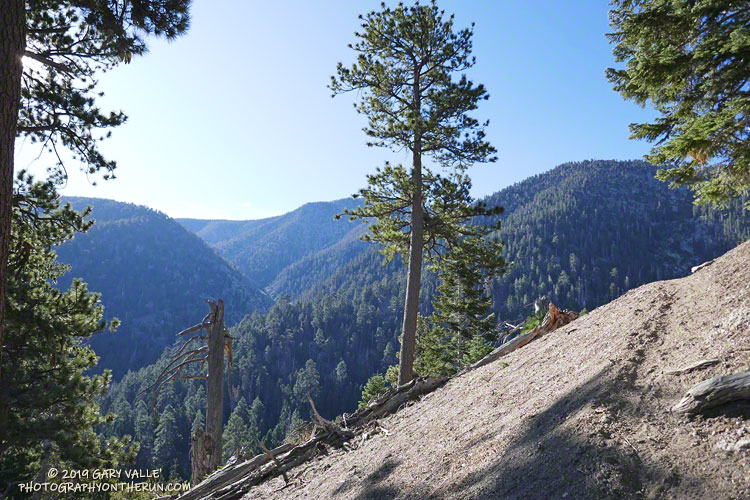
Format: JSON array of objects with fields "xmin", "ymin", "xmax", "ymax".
[
  {"xmin": 206, "ymin": 299, "xmax": 225, "ymax": 473},
  {"xmin": 0, "ymin": 0, "xmax": 25, "ymax": 447},
  {"xmin": 398, "ymin": 71, "xmax": 423, "ymax": 386}
]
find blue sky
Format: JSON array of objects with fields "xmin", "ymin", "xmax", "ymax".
[{"xmin": 15, "ymin": 0, "xmax": 655, "ymax": 220}]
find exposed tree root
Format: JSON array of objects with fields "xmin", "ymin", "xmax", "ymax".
[{"xmin": 464, "ymin": 303, "xmax": 579, "ymax": 373}]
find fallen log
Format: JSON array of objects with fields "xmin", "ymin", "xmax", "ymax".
[
  {"xmin": 465, "ymin": 303, "xmax": 578, "ymax": 373},
  {"xmin": 672, "ymin": 370, "xmax": 750, "ymax": 415},
  {"xmin": 176, "ymin": 442, "xmax": 293, "ymax": 500},
  {"xmin": 177, "ymin": 376, "xmax": 449, "ymax": 499},
  {"xmin": 691, "ymin": 259, "xmax": 715, "ymax": 273},
  {"xmin": 345, "ymin": 376, "xmax": 449, "ymax": 428}
]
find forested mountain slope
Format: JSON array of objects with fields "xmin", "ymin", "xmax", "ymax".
[
  {"xmin": 99, "ymin": 160, "xmax": 750, "ymax": 480},
  {"xmin": 260, "ymin": 160, "xmax": 750, "ymax": 319},
  {"xmin": 56, "ymin": 197, "xmax": 273, "ymax": 379},
  {"xmin": 177, "ymin": 198, "xmax": 363, "ymax": 290},
  {"xmin": 485, "ymin": 159, "xmax": 750, "ymax": 321}
]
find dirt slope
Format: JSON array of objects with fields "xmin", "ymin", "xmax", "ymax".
[{"xmin": 247, "ymin": 241, "xmax": 750, "ymax": 500}]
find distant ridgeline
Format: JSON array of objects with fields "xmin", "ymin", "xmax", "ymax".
[
  {"xmin": 90, "ymin": 159, "xmax": 749, "ymax": 480},
  {"xmin": 56, "ymin": 197, "xmax": 274, "ymax": 379}
]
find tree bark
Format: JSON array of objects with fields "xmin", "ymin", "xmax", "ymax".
[
  {"xmin": 206, "ymin": 299, "xmax": 225, "ymax": 473},
  {"xmin": 398, "ymin": 70, "xmax": 423, "ymax": 386},
  {"xmin": 0, "ymin": 0, "xmax": 25, "ymax": 447},
  {"xmin": 191, "ymin": 427, "xmax": 212, "ymax": 485}
]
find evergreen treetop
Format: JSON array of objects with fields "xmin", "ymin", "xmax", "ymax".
[{"xmin": 607, "ymin": 0, "xmax": 750, "ymax": 207}]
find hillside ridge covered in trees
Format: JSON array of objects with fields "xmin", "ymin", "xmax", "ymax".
[{"xmin": 56, "ymin": 197, "xmax": 273, "ymax": 379}]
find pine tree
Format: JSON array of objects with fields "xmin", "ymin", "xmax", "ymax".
[
  {"xmin": 153, "ymin": 404, "xmax": 178, "ymax": 472},
  {"xmin": 331, "ymin": 0, "xmax": 498, "ymax": 385},
  {"xmin": 607, "ymin": 0, "xmax": 750, "ymax": 207},
  {"xmin": 248, "ymin": 397, "xmax": 265, "ymax": 432},
  {"xmin": 191, "ymin": 412, "xmax": 205, "ymax": 437},
  {"xmin": 335, "ymin": 360, "xmax": 348, "ymax": 383},
  {"xmin": 0, "ymin": 1, "xmax": 191, "ymax": 404},
  {"xmin": 292, "ymin": 359, "xmax": 320, "ymax": 404},
  {"xmin": 358, "ymin": 374, "xmax": 387, "ymax": 409},
  {"xmin": 134, "ymin": 400, "xmax": 154, "ymax": 469},
  {"xmin": 0, "ymin": 174, "xmax": 135, "ymax": 491},
  {"xmin": 427, "ymin": 231, "xmax": 506, "ymax": 369},
  {"xmin": 222, "ymin": 397, "xmax": 254, "ymax": 461}
]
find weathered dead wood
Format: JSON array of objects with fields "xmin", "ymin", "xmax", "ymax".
[
  {"xmin": 465, "ymin": 303, "xmax": 578, "ymax": 373},
  {"xmin": 141, "ymin": 299, "xmax": 235, "ymax": 486},
  {"xmin": 672, "ymin": 370, "xmax": 750, "ymax": 414},
  {"xmin": 177, "ymin": 323, "xmax": 205, "ymax": 336},
  {"xmin": 206, "ymin": 299, "xmax": 225, "ymax": 474},
  {"xmin": 190, "ymin": 428, "xmax": 213, "ymax": 485},
  {"xmin": 691, "ymin": 259, "xmax": 715, "ymax": 273},
  {"xmin": 177, "ymin": 377, "xmax": 449, "ymax": 499},
  {"xmin": 666, "ymin": 358, "xmax": 720, "ymax": 375},
  {"xmin": 212, "ymin": 440, "xmax": 321, "ymax": 500},
  {"xmin": 178, "ymin": 438, "xmax": 321, "ymax": 500},
  {"xmin": 346, "ymin": 376, "xmax": 449, "ymax": 427},
  {"xmin": 307, "ymin": 393, "xmax": 354, "ymax": 440},
  {"xmin": 179, "ymin": 443, "xmax": 294, "ymax": 500},
  {"xmin": 258, "ymin": 441, "xmax": 289, "ymax": 484}
]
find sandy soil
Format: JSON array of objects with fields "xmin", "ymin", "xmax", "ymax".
[{"xmin": 245, "ymin": 241, "xmax": 750, "ymax": 500}]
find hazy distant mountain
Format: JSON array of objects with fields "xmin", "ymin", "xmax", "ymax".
[
  {"xmin": 57, "ymin": 197, "xmax": 274, "ymax": 379},
  {"xmin": 178, "ymin": 198, "xmax": 364, "ymax": 290}
]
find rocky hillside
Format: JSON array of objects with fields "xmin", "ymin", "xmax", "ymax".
[{"xmin": 241, "ymin": 240, "xmax": 750, "ymax": 499}]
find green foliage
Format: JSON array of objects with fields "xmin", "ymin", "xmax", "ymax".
[
  {"xmin": 97, "ymin": 160, "xmax": 750, "ymax": 478},
  {"xmin": 414, "ymin": 317, "xmax": 455, "ymax": 377},
  {"xmin": 152, "ymin": 405, "xmax": 179, "ymax": 474},
  {"xmin": 521, "ymin": 309, "xmax": 547, "ymax": 333},
  {"xmin": 222, "ymin": 398, "xmax": 258, "ymax": 461},
  {"xmin": 415, "ymin": 224, "xmax": 507, "ymax": 376},
  {"xmin": 0, "ymin": 174, "xmax": 136, "ymax": 497},
  {"xmin": 359, "ymin": 375, "xmax": 388, "ymax": 409},
  {"xmin": 331, "ymin": 0, "xmax": 499, "ymax": 385},
  {"xmin": 19, "ymin": 0, "xmax": 191, "ymax": 184},
  {"xmin": 607, "ymin": 0, "xmax": 750, "ymax": 208},
  {"xmin": 293, "ymin": 360, "xmax": 321, "ymax": 406},
  {"xmin": 384, "ymin": 365, "xmax": 399, "ymax": 387},
  {"xmin": 330, "ymin": 1, "xmax": 495, "ymax": 167},
  {"xmin": 461, "ymin": 334, "xmax": 494, "ymax": 367},
  {"xmin": 331, "ymin": 0, "xmax": 500, "ymax": 264},
  {"xmin": 335, "ymin": 360, "xmax": 348, "ymax": 383}
]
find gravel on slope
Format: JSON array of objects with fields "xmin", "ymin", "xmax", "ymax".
[{"xmin": 246, "ymin": 241, "xmax": 750, "ymax": 500}]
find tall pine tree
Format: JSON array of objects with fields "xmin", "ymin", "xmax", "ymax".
[
  {"xmin": 0, "ymin": 173, "xmax": 135, "ymax": 495},
  {"xmin": 332, "ymin": 0, "xmax": 499, "ymax": 385}
]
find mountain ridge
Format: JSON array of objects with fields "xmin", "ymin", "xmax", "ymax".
[{"xmin": 56, "ymin": 196, "xmax": 274, "ymax": 379}]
